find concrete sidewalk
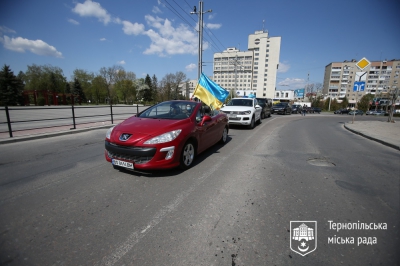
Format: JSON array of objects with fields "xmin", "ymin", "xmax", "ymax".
[{"xmin": 344, "ymin": 120, "xmax": 400, "ymax": 151}]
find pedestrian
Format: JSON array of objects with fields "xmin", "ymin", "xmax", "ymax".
[{"xmin": 302, "ymin": 104, "xmax": 307, "ymax": 116}]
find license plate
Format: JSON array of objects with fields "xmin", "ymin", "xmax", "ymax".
[
  {"xmin": 112, "ymin": 159, "xmax": 134, "ymax": 169},
  {"xmin": 228, "ymin": 114, "xmax": 237, "ymax": 118}
]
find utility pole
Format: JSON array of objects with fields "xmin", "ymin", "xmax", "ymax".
[
  {"xmin": 229, "ymin": 54, "xmax": 243, "ymax": 98},
  {"xmin": 191, "ymin": 2, "xmax": 212, "ymax": 80}
]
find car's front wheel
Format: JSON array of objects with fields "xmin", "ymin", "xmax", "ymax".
[
  {"xmin": 179, "ymin": 141, "xmax": 196, "ymax": 170},
  {"xmin": 248, "ymin": 116, "xmax": 255, "ymax": 129}
]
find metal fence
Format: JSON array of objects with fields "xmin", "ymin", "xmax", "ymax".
[{"xmin": 0, "ymin": 104, "xmax": 148, "ymax": 138}]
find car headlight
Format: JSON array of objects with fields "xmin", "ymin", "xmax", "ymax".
[
  {"xmin": 106, "ymin": 126, "xmax": 115, "ymax": 139},
  {"xmin": 239, "ymin": 110, "xmax": 252, "ymax": 115},
  {"xmin": 144, "ymin": 129, "xmax": 182, "ymax": 144}
]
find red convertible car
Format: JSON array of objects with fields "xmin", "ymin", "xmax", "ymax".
[{"xmin": 105, "ymin": 100, "xmax": 229, "ymax": 171}]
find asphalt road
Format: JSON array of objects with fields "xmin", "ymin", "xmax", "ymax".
[{"xmin": 0, "ymin": 114, "xmax": 399, "ymax": 266}]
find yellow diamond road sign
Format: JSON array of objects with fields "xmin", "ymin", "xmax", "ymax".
[{"xmin": 356, "ymin": 57, "xmax": 370, "ymax": 70}]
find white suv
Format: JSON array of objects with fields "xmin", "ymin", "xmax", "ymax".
[{"xmin": 220, "ymin": 98, "xmax": 262, "ymax": 129}]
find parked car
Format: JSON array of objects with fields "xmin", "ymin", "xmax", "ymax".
[
  {"xmin": 366, "ymin": 110, "xmax": 376, "ymax": 115},
  {"xmin": 335, "ymin": 108, "xmax": 350, "ymax": 114},
  {"xmin": 348, "ymin": 110, "xmax": 364, "ymax": 115},
  {"xmin": 333, "ymin": 109, "xmax": 342, "ymax": 114},
  {"xmin": 256, "ymin": 97, "xmax": 272, "ymax": 119},
  {"xmin": 220, "ymin": 98, "xmax": 262, "ymax": 129},
  {"xmin": 372, "ymin": 110, "xmax": 386, "ymax": 116},
  {"xmin": 105, "ymin": 100, "xmax": 229, "ymax": 171},
  {"xmin": 291, "ymin": 104, "xmax": 303, "ymax": 114},
  {"xmin": 271, "ymin": 102, "xmax": 292, "ymax": 115},
  {"xmin": 312, "ymin": 107, "xmax": 321, "ymax": 114}
]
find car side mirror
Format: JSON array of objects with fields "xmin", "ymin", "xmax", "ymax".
[
  {"xmin": 255, "ymin": 105, "xmax": 261, "ymax": 108},
  {"xmin": 200, "ymin": 115, "xmax": 212, "ymax": 126}
]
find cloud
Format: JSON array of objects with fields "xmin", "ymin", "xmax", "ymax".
[
  {"xmin": 277, "ymin": 62, "xmax": 290, "ymax": 73},
  {"xmin": 185, "ymin": 63, "xmax": 196, "ymax": 72},
  {"xmin": 152, "ymin": 6, "xmax": 162, "ymax": 14},
  {"xmin": 69, "ymin": 2, "xmax": 211, "ymax": 57},
  {"xmin": 117, "ymin": 60, "xmax": 126, "ymax": 65},
  {"xmin": 0, "ymin": 26, "xmax": 16, "ymax": 34},
  {"xmin": 121, "ymin": 20, "xmax": 145, "ymax": 35},
  {"xmin": 68, "ymin": 18, "xmax": 80, "ymax": 25},
  {"xmin": 206, "ymin": 23, "xmax": 221, "ymax": 30},
  {"xmin": 100, "ymin": 38, "xmax": 106, "ymax": 41},
  {"xmin": 72, "ymin": 0, "xmax": 111, "ymax": 25},
  {"xmin": 0, "ymin": 35, "xmax": 63, "ymax": 58},
  {"xmin": 278, "ymin": 78, "xmax": 306, "ymax": 88},
  {"xmin": 142, "ymin": 15, "xmax": 198, "ymax": 56}
]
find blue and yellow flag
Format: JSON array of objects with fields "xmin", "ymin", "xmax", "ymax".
[{"xmin": 193, "ymin": 73, "xmax": 229, "ymax": 110}]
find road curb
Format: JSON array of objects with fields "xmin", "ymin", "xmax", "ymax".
[{"xmin": 344, "ymin": 124, "xmax": 400, "ymax": 151}]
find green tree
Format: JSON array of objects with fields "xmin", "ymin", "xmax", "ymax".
[
  {"xmin": 92, "ymin": 75, "xmax": 108, "ymax": 104},
  {"xmin": 341, "ymin": 96, "xmax": 349, "ymax": 109},
  {"xmin": 23, "ymin": 64, "xmax": 66, "ymax": 93},
  {"xmin": 0, "ymin": 65, "xmax": 24, "ymax": 106},
  {"xmin": 151, "ymin": 75, "xmax": 159, "ymax": 103},
  {"xmin": 330, "ymin": 98, "xmax": 340, "ymax": 111},
  {"xmin": 72, "ymin": 78, "xmax": 85, "ymax": 104},
  {"xmin": 357, "ymin": 93, "xmax": 374, "ymax": 112},
  {"xmin": 72, "ymin": 69, "xmax": 94, "ymax": 103},
  {"xmin": 136, "ymin": 78, "xmax": 149, "ymax": 103},
  {"xmin": 143, "ymin": 74, "xmax": 153, "ymax": 102}
]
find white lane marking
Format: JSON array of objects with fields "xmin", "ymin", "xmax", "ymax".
[{"xmin": 97, "ymin": 118, "xmax": 277, "ymax": 266}]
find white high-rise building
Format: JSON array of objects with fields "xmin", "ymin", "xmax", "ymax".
[{"xmin": 213, "ymin": 30, "xmax": 281, "ymax": 99}]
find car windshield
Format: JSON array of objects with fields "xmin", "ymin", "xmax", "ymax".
[
  {"xmin": 139, "ymin": 101, "xmax": 197, "ymax": 120},
  {"xmin": 227, "ymin": 99, "xmax": 253, "ymax": 107},
  {"xmin": 274, "ymin": 103, "xmax": 287, "ymax": 107}
]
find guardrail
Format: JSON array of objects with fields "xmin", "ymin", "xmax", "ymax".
[{"xmin": 0, "ymin": 104, "xmax": 147, "ymax": 138}]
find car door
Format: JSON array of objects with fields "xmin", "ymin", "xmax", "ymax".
[{"xmin": 195, "ymin": 109, "xmax": 220, "ymax": 154}]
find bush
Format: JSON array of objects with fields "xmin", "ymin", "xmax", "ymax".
[{"xmin": 37, "ymin": 97, "xmax": 45, "ymax": 106}]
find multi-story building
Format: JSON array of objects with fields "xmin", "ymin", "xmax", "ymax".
[
  {"xmin": 212, "ymin": 30, "xmax": 281, "ymax": 99},
  {"xmin": 323, "ymin": 59, "xmax": 400, "ymax": 106}
]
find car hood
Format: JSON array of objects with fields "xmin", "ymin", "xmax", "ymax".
[
  {"xmin": 272, "ymin": 105, "xmax": 286, "ymax": 109},
  {"xmin": 109, "ymin": 116, "xmax": 189, "ymax": 145},
  {"xmin": 221, "ymin": 106, "xmax": 254, "ymax": 112}
]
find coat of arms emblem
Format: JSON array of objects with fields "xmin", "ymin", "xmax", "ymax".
[{"xmin": 290, "ymin": 221, "xmax": 317, "ymax": 256}]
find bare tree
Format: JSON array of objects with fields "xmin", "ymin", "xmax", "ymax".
[
  {"xmin": 99, "ymin": 65, "xmax": 124, "ymax": 104},
  {"xmin": 315, "ymin": 82, "xmax": 323, "ymax": 94}
]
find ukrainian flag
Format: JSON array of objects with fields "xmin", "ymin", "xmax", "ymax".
[{"xmin": 193, "ymin": 73, "xmax": 229, "ymax": 110}]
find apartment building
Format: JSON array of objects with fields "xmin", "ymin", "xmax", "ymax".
[
  {"xmin": 323, "ymin": 59, "xmax": 400, "ymax": 105},
  {"xmin": 212, "ymin": 30, "xmax": 281, "ymax": 99}
]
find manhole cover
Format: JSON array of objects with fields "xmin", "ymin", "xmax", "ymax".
[{"xmin": 307, "ymin": 158, "xmax": 336, "ymax": 167}]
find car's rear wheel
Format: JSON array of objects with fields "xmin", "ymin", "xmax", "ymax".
[
  {"xmin": 219, "ymin": 126, "xmax": 228, "ymax": 144},
  {"xmin": 179, "ymin": 141, "xmax": 195, "ymax": 170}
]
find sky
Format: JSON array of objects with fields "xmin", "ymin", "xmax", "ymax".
[{"xmin": 1, "ymin": 0, "xmax": 399, "ymax": 91}]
